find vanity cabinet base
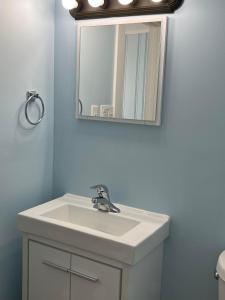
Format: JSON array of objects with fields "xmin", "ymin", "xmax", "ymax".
[{"xmin": 22, "ymin": 234, "xmax": 163, "ymax": 300}]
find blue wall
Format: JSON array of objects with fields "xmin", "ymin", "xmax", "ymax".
[
  {"xmin": 0, "ymin": 1, "xmax": 55, "ymax": 299},
  {"xmin": 54, "ymin": 1, "xmax": 225, "ymax": 300}
]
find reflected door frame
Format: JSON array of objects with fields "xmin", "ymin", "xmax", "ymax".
[{"xmin": 112, "ymin": 23, "xmax": 162, "ymax": 121}]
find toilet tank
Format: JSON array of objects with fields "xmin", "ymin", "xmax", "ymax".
[{"xmin": 217, "ymin": 251, "xmax": 225, "ymax": 300}]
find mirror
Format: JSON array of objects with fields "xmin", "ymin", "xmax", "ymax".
[{"xmin": 76, "ymin": 16, "xmax": 167, "ymax": 126}]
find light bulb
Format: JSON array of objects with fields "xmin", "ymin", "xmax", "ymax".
[
  {"xmin": 61, "ymin": 0, "xmax": 78, "ymax": 10},
  {"xmin": 118, "ymin": 0, "xmax": 134, "ymax": 5},
  {"xmin": 88, "ymin": 0, "xmax": 105, "ymax": 8},
  {"xmin": 151, "ymin": 0, "xmax": 162, "ymax": 2}
]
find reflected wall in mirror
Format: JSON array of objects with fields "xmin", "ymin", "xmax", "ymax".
[{"xmin": 77, "ymin": 16, "xmax": 167, "ymax": 126}]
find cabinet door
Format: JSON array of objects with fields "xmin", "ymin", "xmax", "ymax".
[
  {"xmin": 71, "ymin": 254, "xmax": 121, "ymax": 300},
  {"xmin": 28, "ymin": 241, "xmax": 70, "ymax": 300}
]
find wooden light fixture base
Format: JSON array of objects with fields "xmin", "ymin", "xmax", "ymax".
[{"xmin": 70, "ymin": 0, "xmax": 184, "ymax": 20}]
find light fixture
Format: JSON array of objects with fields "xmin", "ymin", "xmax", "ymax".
[
  {"xmin": 61, "ymin": 0, "xmax": 78, "ymax": 10},
  {"xmin": 69, "ymin": 0, "xmax": 183, "ymax": 19},
  {"xmin": 118, "ymin": 0, "xmax": 134, "ymax": 6}
]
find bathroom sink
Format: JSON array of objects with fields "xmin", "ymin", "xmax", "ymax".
[
  {"xmin": 41, "ymin": 204, "xmax": 139, "ymax": 237},
  {"xmin": 18, "ymin": 194, "xmax": 170, "ymax": 265}
]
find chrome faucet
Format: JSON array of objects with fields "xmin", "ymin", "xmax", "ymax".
[{"xmin": 90, "ymin": 185, "xmax": 120, "ymax": 213}]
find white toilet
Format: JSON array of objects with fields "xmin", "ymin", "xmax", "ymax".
[{"xmin": 217, "ymin": 251, "xmax": 225, "ymax": 299}]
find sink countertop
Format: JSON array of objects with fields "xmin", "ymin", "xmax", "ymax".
[{"xmin": 18, "ymin": 194, "xmax": 170, "ymax": 265}]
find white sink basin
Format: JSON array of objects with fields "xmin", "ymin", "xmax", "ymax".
[
  {"xmin": 42, "ymin": 204, "xmax": 139, "ymax": 237},
  {"xmin": 18, "ymin": 194, "xmax": 170, "ymax": 265}
]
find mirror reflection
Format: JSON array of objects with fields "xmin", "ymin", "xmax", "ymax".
[{"xmin": 78, "ymin": 18, "xmax": 166, "ymax": 125}]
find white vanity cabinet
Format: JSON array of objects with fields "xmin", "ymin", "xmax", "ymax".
[
  {"xmin": 18, "ymin": 194, "xmax": 170, "ymax": 300},
  {"xmin": 27, "ymin": 241, "xmax": 121, "ymax": 300}
]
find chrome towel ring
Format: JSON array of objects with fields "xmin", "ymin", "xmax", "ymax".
[{"xmin": 25, "ymin": 91, "xmax": 45, "ymax": 126}]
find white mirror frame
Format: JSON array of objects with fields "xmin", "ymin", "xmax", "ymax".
[{"xmin": 76, "ymin": 15, "xmax": 168, "ymax": 126}]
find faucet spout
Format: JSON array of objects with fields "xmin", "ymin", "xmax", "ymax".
[{"xmin": 90, "ymin": 185, "xmax": 120, "ymax": 213}]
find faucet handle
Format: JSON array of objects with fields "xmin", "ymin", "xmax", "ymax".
[{"xmin": 90, "ymin": 184, "xmax": 109, "ymax": 196}]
